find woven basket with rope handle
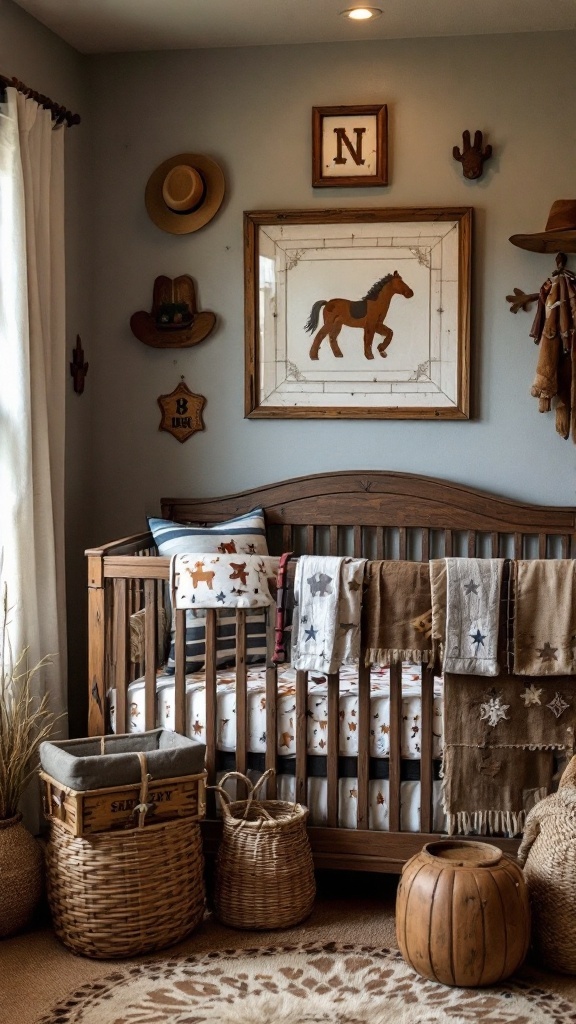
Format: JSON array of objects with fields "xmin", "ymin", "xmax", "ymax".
[
  {"xmin": 517, "ymin": 754, "xmax": 576, "ymax": 973},
  {"xmin": 211, "ymin": 769, "xmax": 316, "ymax": 930},
  {"xmin": 46, "ymin": 750, "xmax": 205, "ymax": 958}
]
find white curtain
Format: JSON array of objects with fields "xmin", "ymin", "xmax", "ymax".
[{"xmin": 0, "ymin": 88, "xmax": 68, "ymax": 829}]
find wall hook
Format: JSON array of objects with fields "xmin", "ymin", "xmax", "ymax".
[
  {"xmin": 453, "ymin": 130, "xmax": 492, "ymax": 180},
  {"xmin": 70, "ymin": 334, "xmax": 88, "ymax": 393}
]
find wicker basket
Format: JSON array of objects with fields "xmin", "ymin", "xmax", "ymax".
[
  {"xmin": 518, "ymin": 755, "xmax": 576, "ymax": 974},
  {"xmin": 212, "ymin": 770, "xmax": 315, "ymax": 930},
  {"xmin": 46, "ymin": 815, "xmax": 205, "ymax": 959}
]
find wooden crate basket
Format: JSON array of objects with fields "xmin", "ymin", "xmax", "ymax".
[{"xmin": 40, "ymin": 766, "xmax": 206, "ymax": 837}]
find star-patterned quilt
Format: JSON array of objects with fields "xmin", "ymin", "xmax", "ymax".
[
  {"xmin": 442, "ymin": 670, "xmax": 575, "ymax": 836},
  {"xmin": 514, "ymin": 559, "xmax": 576, "ymax": 675},
  {"xmin": 443, "ymin": 558, "xmax": 504, "ymax": 675},
  {"xmin": 292, "ymin": 556, "xmax": 366, "ymax": 673}
]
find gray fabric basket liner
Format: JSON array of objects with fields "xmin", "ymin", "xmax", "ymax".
[{"xmin": 39, "ymin": 729, "xmax": 206, "ymax": 791}]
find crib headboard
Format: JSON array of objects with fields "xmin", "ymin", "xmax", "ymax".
[{"xmin": 161, "ymin": 471, "xmax": 576, "ymax": 561}]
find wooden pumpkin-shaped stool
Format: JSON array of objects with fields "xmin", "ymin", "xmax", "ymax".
[
  {"xmin": 396, "ymin": 839, "xmax": 530, "ymax": 987},
  {"xmin": 517, "ymin": 755, "xmax": 576, "ymax": 973}
]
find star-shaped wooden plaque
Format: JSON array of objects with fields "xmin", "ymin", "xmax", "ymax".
[{"xmin": 157, "ymin": 380, "xmax": 206, "ymax": 443}]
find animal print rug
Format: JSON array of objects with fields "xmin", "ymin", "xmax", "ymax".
[{"xmin": 38, "ymin": 943, "xmax": 576, "ymax": 1023}]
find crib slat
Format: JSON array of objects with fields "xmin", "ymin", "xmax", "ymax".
[
  {"xmin": 388, "ymin": 661, "xmax": 402, "ymax": 833},
  {"xmin": 514, "ymin": 533, "xmax": 523, "ymax": 559},
  {"xmin": 113, "ymin": 579, "xmax": 128, "ymax": 734},
  {"xmin": 467, "ymin": 531, "xmax": 476, "ymax": 557},
  {"xmin": 444, "ymin": 530, "xmax": 453, "ymax": 557},
  {"xmin": 538, "ymin": 533, "xmax": 547, "ymax": 558},
  {"xmin": 265, "ymin": 664, "xmax": 278, "ymax": 799},
  {"xmin": 356, "ymin": 661, "xmax": 370, "ymax": 829},
  {"xmin": 419, "ymin": 662, "xmax": 434, "ymax": 834},
  {"xmin": 144, "ymin": 580, "xmax": 157, "ymax": 731},
  {"xmin": 174, "ymin": 608, "xmax": 186, "ymax": 736},
  {"xmin": 283, "ymin": 525, "xmax": 292, "ymax": 552},
  {"xmin": 561, "ymin": 535, "xmax": 570, "ymax": 558},
  {"xmin": 376, "ymin": 527, "xmax": 385, "ymax": 560},
  {"xmin": 204, "ymin": 609, "xmax": 218, "ymax": 818},
  {"xmin": 307, "ymin": 525, "xmax": 315, "ymax": 553},
  {"xmin": 295, "ymin": 670, "xmax": 308, "ymax": 806},
  {"xmin": 491, "ymin": 532, "xmax": 500, "ymax": 557},
  {"xmin": 354, "ymin": 525, "xmax": 362, "ymax": 557},
  {"xmin": 235, "ymin": 610, "xmax": 248, "ymax": 794},
  {"xmin": 330, "ymin": 525, "xmax": 338, "ymax": 555},
  {"xmin": 421, "ymin": 529, "xmax": 430, "ymax": 563},
  {"xmin": 327, "ymin": 673, "xmax": 339, "ymax": 828},
  {"xmin": 398, "ymin": 528, "xmax": 407, "ymax": 560}
]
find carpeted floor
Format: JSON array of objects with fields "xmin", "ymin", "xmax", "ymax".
[{"xmin": 2, "ymin": 871, "xmax": 576, "ymax": 1024}]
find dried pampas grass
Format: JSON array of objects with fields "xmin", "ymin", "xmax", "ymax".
[{"xmin": 0, "ymin": 581, "xmax": 60, "ymax": 819}]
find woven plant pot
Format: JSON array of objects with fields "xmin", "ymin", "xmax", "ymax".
[
  {"xmin": 0, "ymin": 814, "xmax": 44, "ymax": 937},
  {"xmin": 518, "ymin": 754, "xmax": 576, "ymax": 974},
  {"xmin": 46, "ymin": 816, "xmax": 205, "ymax": 958},
  {"xmin": 212, "ymin": 770, "xmax": 316, "ymax": 930}
]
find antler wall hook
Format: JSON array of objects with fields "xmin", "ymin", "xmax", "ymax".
[{"xmin": 453, "ymin": 130, "xmax": 492, "ymax": 180}]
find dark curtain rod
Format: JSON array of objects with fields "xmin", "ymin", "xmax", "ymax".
[{"xmin": 0, "ymin": 73, "xmax": 80, "ymax": 127}]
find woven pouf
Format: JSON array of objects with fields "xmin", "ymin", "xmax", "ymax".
[
  {"xmin": 213, "ymin": 771, "xmax": 316, "ymax": 930},
  {"xmin": 518, "ymin": 755, "xmax": 576, "ymax": 974},
  {"xmin": 46, "ymin": 817, "xmax": 205, "ymax": 958}
]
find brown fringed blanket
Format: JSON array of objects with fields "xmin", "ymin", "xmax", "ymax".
[
  {"xmin": 442, "ymin": 671, "xmax": 575, "ymax": 836},
  {"xmin": 514, "ymin": 559, "xmax": 576, "ymax": 675},
  {"xmin": 363, "ymin": 560, "xmax": 432, "ymax": 665}
]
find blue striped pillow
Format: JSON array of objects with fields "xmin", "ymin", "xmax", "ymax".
[
  {"xmin": 166, "ymin": 608, "xmax": 268, "ymax": 674},
  {"xmin": 148, "ymin": 508, "xmax": 270, "ymax": 673},
  {"xmin": 147, "ymin": 508, "xmax": 268, "ymax": 557}
]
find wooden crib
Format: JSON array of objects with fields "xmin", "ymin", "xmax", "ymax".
[{"xmin": 85, "ymin": 471, "xmax": 576, "ymax": 872}]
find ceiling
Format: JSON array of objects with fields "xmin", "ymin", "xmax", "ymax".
[{"xmin": 12, "ymin": 0, "xmax": 576, "ymax": 55}]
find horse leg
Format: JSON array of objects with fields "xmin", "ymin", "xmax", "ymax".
[
  {"xmin": 363, "ymin": 324, "xmax": 376, "ymax": 360},
  {"xmin": 376, "ymin": 324, "xmax": 393, "ymax": 357},
  {"xmin": 328, "ymin": 323, "xmax": 344, "ymax": 357},
  {"xmin": 309, "ymin": 326, "xmax": 329, "ymax": 359}
]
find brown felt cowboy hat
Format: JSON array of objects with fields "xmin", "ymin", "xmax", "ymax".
[
  {"xmin": 145, "ymin": 153, "xmax": 225, "ymax": 234},
  {"xmin": 510, "ymin": 200, "xmax": 576, "ymax": 254}
]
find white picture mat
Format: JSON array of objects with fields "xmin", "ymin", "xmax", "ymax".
[{"xmin": 256, "ymin": 220, "xmax": 461, "ymax": 410}]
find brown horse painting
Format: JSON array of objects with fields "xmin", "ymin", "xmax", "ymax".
[{"xmin": 304, "ymin": 270, "xmax": 414, "ymax": 360}]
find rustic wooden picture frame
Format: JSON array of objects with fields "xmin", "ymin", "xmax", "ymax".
[
  {"xmin": 312, "ymin": 104, "xmax": 388, "ymax": 188},
  {"xmin": 244, "ymin": 207, "xmax": 472, "ymax": 420}
]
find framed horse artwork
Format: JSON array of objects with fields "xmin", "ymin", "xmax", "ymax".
[{"xmin": 244, "ymin": 207, "xmax": 472, "ymax": 420}]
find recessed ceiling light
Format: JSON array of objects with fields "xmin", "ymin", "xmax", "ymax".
[{"xmin": 341, "ymin": 7, "xmax": 383, "ymax": 20}]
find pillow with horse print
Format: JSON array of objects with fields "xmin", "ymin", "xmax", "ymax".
[{"xmin": 147, "ymin": 508, "xmax": 271, "ymax": 673}]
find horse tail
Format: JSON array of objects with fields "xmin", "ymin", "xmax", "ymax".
[{"xmin": 304, "ymin": 300, "xmax": 326, "ymax": 334}]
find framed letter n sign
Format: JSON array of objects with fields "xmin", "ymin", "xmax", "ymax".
[{"xmin": 312, "ymin": 104, "xmax": 388, "ymax": 187}]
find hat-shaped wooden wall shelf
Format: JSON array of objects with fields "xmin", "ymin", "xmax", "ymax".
[{"xmin": 130, "ymin": 275, "xmax": 217, "ymax": 348}]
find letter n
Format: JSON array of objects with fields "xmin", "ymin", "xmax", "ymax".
[{"xmin": 333, "ymin": 127, "xmax": 366, "ymax": 166}]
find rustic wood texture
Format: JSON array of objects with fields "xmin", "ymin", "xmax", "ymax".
[
  {"xmin": 396, "ymin": 840, "xmax": 530, "ymax": 986},
  {"xmin": 312, "ymin": 105, "xmax": 388, "ymax": 188},
  {"xmin": 244, "ymin": 208, "xmax": 471, "ymax": 420},
  {"xmin": 40, "ymin": 770, "xmax": 206, "ymax": 838},
  {"xmin": 86, "ymin": 470, "xmax": 576, "ymax": 874}
]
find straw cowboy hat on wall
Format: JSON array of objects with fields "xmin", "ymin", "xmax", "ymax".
[
  {"xmin": 145, "ymin": 153, "xmax": 225, "ymax": 234},
  {"xmin": 510, "ymin": 200, "xmax": 576, "ymax": 254}
]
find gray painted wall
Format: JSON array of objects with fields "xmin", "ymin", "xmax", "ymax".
[
  {"xmin": 2, "ymin": 8, "xmax": 576, "ymax": 730},
  {"xmin": 85, "ymin": 32, "xmax": 576, "ymax": 555}
]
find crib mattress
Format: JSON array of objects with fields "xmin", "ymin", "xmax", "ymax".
[
  {"xmin": 109, "ymin": 662, "xmax": 443, "ymax": 760},
  {"xmin": 217, "ymin": 770, "xmax": 446, "ymax": 833}
]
